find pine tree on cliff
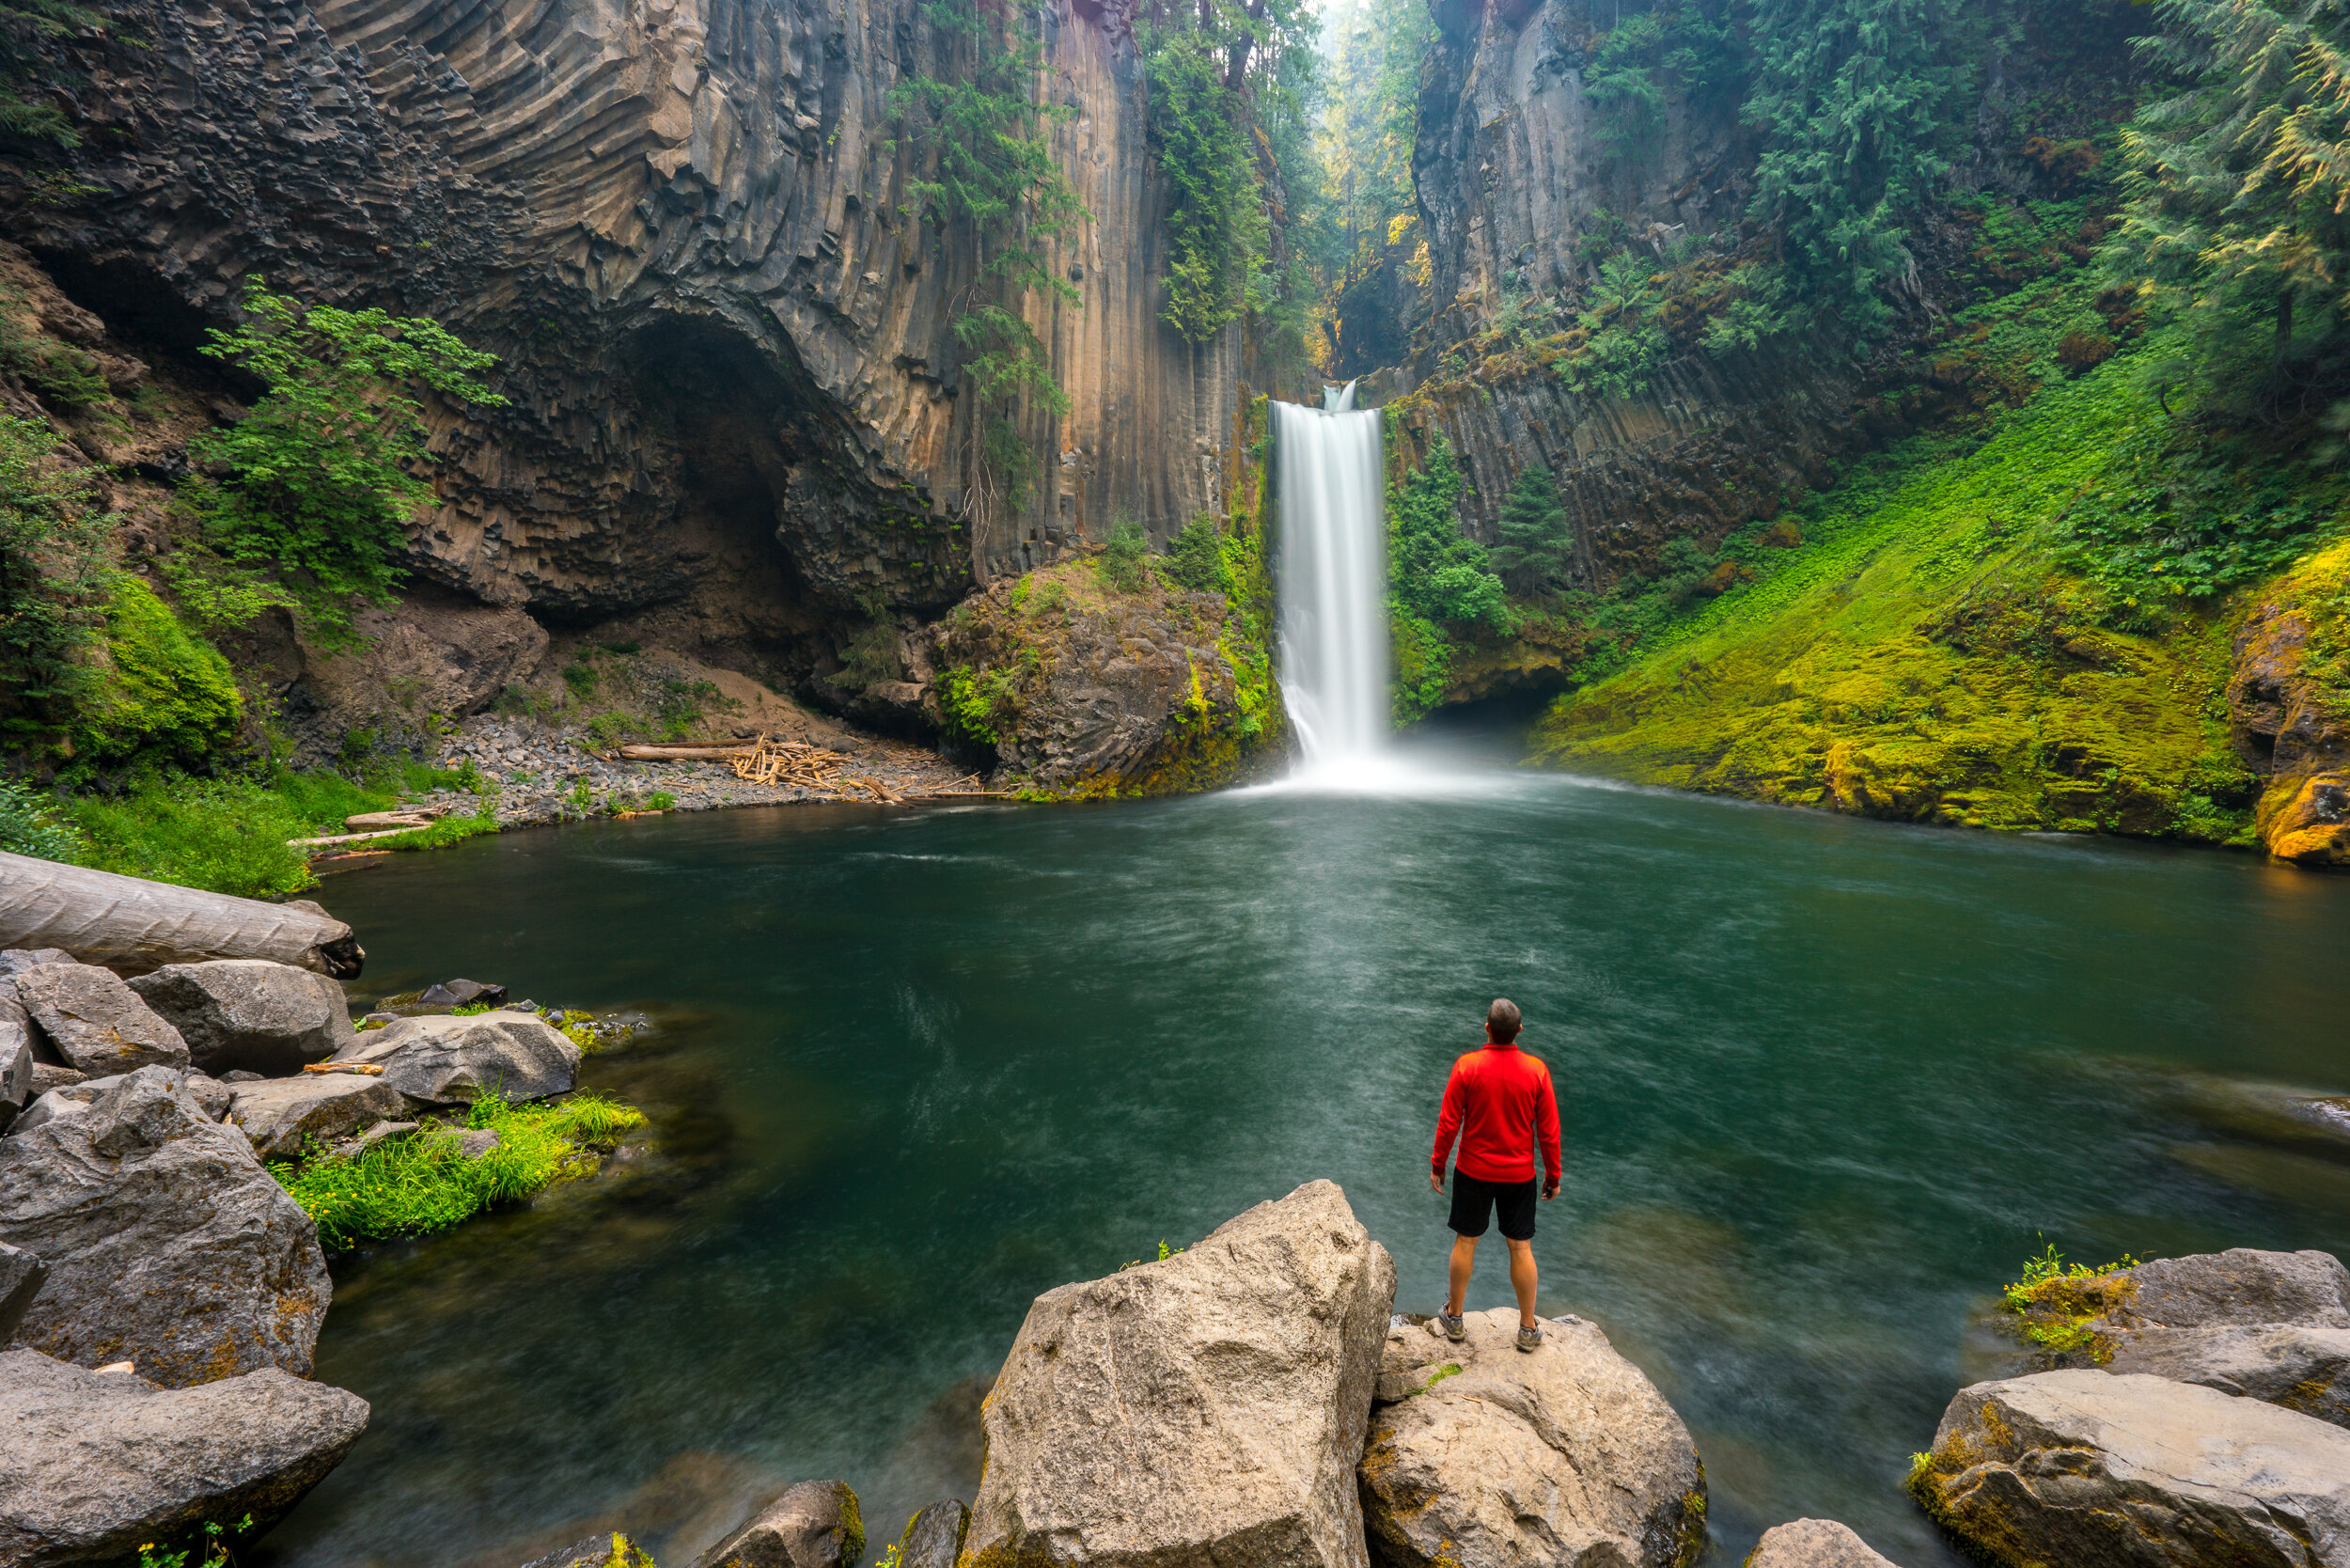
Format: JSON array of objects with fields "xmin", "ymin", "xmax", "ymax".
[{"xmin": 1491, "ymin": 465, "xmax": 1569, "ymax": 597}]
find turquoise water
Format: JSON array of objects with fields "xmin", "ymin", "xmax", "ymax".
[{"xmin": 257, "ymin": 754, "xmax": 2350, "ymax": 1568}]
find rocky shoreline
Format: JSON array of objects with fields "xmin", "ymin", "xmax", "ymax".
[{"xmin": 3, "ymin": 867, "xmax": 2348, "ymax": 1568}]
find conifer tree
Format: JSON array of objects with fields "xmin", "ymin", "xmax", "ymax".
[{"xmin": 1490, "ymin": 464, "xmax": 1569, "ymax": 596}]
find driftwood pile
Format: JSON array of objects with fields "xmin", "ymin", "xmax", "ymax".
[{"xmin": 615, "ymin": 737, "xmax": 1001, "ymax": 803}]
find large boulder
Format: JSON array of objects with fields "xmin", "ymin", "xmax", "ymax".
[
  {"xmin": 688, "ymin": 1481, "xmax": 865, "ymax": 1568},
  {"xmin": 1359, "ymin": 1309, "xmax": 1706, "ymax": 1568},
  {"xmin": 0, "ymin": 1347, "xmax": 368, "ymax": 1568},
  {"xmin": 2081, "ymin": 1248, "xmax": 2350, "ymax": 1430},
  {"xmin": 8, "ymin": 963, "xmax": 188, "ymax": 1074},
  {"xmin": 330, "ymin": 1011, "xmax": 579, "ymax": 1104},
  {"xmin": 0, "ymin": 1067, "xmax": 332, "ymax": 1384},
  {"xmin": 964, "ymin": 1179, "xmax": 1396, "ymax": 1568},
  {"xmin": 1910, "ymin": 1369, "xmax": 2350, "ymax": 1568},
  {"xmin": 1746, "ymin": 1519, "xmax": 1903, "ymax": 1567},
  {"xmin": 128, "ymin": 960, "xmax": 353, "ymax": 1077},
  {"xmin": 520, "ymin": 1536, "xmax": 659, "ymax": 1568},
  {"xmin": 892, "ymin": 1501, "xmax": 967, "ymax": 1568},
  {"xmin": 226, "ymin": 1073, "xmax": 412, "ymax": 1162}
]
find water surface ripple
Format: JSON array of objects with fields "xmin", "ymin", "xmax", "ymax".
[{"xmin": 262, "ymin": 762, "xmax": 2350, "ymax": 1568}]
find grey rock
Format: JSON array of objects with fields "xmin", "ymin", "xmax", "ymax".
[
  {"xmin": 893, "ymin": 1501, "xmax": 967, "ymax": 1568},
  {"xmin": 180, "ymin": 1072, "xmax": 233, "ymax": 1122},
  {"xmin": 226, "ymin": 1074, "xmax": 411, "ymax": 1162},
  {"xmin": 1913, "ymin": 1369, "xmax": 2350, "ymax": 1567},
  {"xmin": 0, "ymin": 1066, "xmax": 332, "ymax": 1384},
  {"xmin": 517, "ymin": 1536, "xmax": 657, "ymax": 1568},
  {"xmin": 330, "ymin": 1011, "xmax": 580, "ymax": 1104},
  {"xmin": 419, "ymin": 978, "xmax": 506, "ymax": 1007},
  {"xmin": 220, "ymin": 1069, "xmax": 264, "ymax": 1082},
  {"xmin": 128, "ymin": 960, "xmax": 353, "ymax": 1077},
  {"xmin": 331, "ymin": 1120, "xmax": 417, "ymax": 1158},
  {"xmin": 964, "ymin": 1179, "xmax": 1396, "ymax": 1568},
  {"xmin": 0, "ymin": 949, "xmax": 70, "ymax": 974},
  {"xmin": 10, "ymin": 1081, "xmax": 106, "ymax": 1136},
  {"xmin": 2107, "ymin": 1323, "xmax": 2350, "ymax": 1430},
  {"xmin": 0, "ymin": 1347, "xmax": 368, "ymax": 1568},
  {"xmin": 2120, "ymin": 1247, "xmax": 2350, "ymax": 1330},
  {"xmin": 689, "ymin": 1481, "xmax": 866, "ymax": 1568},
  {"xmin": 0, "ymin": 1019, "xmax": 31, "ymax": 1130},
  {"xmin": 1360, "ymin": 1309, "xmax": 1705, "ymax": 1568},
  {"xmin": 9, "ymin": 963, "xmax": 189, "ymax": 1075},
  {"xmin": 26, "ymin": 1063, "xmax": 86, "ymax": 1095},
  {"xmin": 427, "ymin": 1126, "xmax": 501, "ymax": 1159},
  {"xmin": 1745, "ymin": 1519, "xmax": 1903, "ymax": 1568},
  {"xmin": 0, "ymin": 1241, "xmax": 42, "ymax": 1341}
]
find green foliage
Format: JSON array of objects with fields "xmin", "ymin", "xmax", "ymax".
[
  {"xmin": 70, "ymin": 578, "xmax": 242, "ymax": 765},
  {"xmin": 1999, "ymin": 1241, "xmax": 2142, "ymax": 1355},
  {"xmin": 937, "ymin": 665, "xmax": 1009, "ymax": 747},
  {"xmin": 0, "ymin": 415, "xmax": 111, "ymax": 745},
  {"xmin": 135, "ymin": 1513, "xmax": 254, "ymax": 1568},
  {"xmin": 2108, "ymin": 0, "xmax": 2350, "ymax": 416},
  {"xmin": 1387, "ymin": 435, "xmax": 1511, "ymax": 629},
  {"xmin": 0, "ymin": 776, "xmax": 79, "ymax": 859},
  {"xmin": 1492, "ymin": 465, "xmax": 1571, "ymax": 595},
  {"xmin": 1098, "ymin": 517, "xmax": 1152, "ymax": 593},
  {"xmin": 1586, "ymin": 4, "xmax": 1738, "ymax": 155},
  {"xmin": 0, "ymin": 295, "xmax": 110, "ymax": 408},
  {"xmin": 271, "ymin": 1090, "xmax": 648, "ymax": 1251},
  {"xmin": 1144, "ymin": 24, "xmax": 1270, "ymax": 344},
  {"xmin": 1741, "ymin": 0, "xmax": 1970, "ymax": 340},
  {"xmin": 0, "ymin": 0, "xmax": 104, "ymax": 148},
  {"xmin": 186, "ymin": 279, "xmax": 506, "ymax": 646},
  {"xmin": 1388, "ymin": 608, "xmax": 1452, "ymax": 725},
  {"xmin": 1165, "ymin": 513, "xmax": 1233, "ymax": 594}
]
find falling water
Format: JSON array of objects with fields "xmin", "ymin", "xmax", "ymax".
[{"xmin": 1274, "ymin": 381, "xmax": 1388, "ymax": 776}]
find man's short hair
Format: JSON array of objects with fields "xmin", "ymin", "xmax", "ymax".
[{"xmin": 1487, "ymin": 997, "xmax": 1522, "ymax": 1043}]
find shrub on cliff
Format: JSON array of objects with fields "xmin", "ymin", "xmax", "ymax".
[
  {"xmin": 70, "ymin": 578, "xmax": 243, "ymax": 766},
  {"xmin": 0, "ymin": 414, "xmax": 112, "ymax": 747},
  {"xmin": 181, "ymin": 280, "xmax": 506, "ymax": 647}
]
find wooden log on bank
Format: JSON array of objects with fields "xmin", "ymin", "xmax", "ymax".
[
  {"xmin": 0, "ymin": 851, "xmax": 365, "ymax": 979},
  {"xmin": 616, "ymin": 744, "xmax": 751, "ymax": 760}
]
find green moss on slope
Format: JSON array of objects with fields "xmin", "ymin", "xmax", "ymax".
[{"xmin": 1528, "ymin": 355, "xmax": 2303, "ymax": 845}]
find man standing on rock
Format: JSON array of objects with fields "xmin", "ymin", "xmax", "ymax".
[{"xmin": 1431, "ymin": 997, "xmax": 1561, "ymax": 1352}]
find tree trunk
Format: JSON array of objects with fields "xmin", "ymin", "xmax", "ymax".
[{"xmin": 0, "ymin": 853, "xmax": 364, "ymax": 979}]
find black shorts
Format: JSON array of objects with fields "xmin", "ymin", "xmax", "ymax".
[{"xmin": 1448, "ymin": 1170, "xmax": 1538, "ymax": 1241}]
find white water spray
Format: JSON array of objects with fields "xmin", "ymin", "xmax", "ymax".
[{"xmin": 1273, "ymin": 382, "xmax": 1389, "ymax": 778}]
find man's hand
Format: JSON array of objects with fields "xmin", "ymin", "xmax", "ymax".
[
  {"xmin": 1542, "ymin": 1178, "xmax": 1559, "ymax": 1200},
  {"xmin": 1430, "ymin": 1170, "xmax": 1445, "ymax": 1194}
]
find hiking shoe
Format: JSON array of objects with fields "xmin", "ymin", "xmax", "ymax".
[
  {"xmin": 1438, "ymin": 1309, "xmax": 1466, "ymax": 1342},
  {"xmin": 1515, "ymin": 1323, "xmax": 1543, "ymax": 1353}
]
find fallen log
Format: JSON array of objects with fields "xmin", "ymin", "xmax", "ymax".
[
  {"xmin": 341, "ymin": 809, "xmax": 443, "ymax": 831},
  {"xmin": 288, "ymin": 828, "xmax": 424, "ymax": 850},
  {"xmin": 617, "ymin": 745, "xmax": 751, "ymax": 760},
  {"xmin": 0, "ymin": 852, "xmax": 366, "ymax": 979}
]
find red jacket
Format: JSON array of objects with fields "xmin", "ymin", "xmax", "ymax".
[{"xmin": 1434, "ymin": 1043, "xmax": 1562, "ymax": 1184}]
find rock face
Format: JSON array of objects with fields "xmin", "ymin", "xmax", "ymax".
[
  {"xmin": 1359, "ymin": 1309, "xmax": 1706, "ymax": 1568},
  {"xmin": 0, "ymin": 1017, "xmax": 31, "ymax": 1130},
  {"xmin": 226, "ymin": 1074, "xmax": 413, "ymax": 1162},
  {"xmin": 128, "ymin": 960, "xmax": 354, "ymax": 1077},
  {"xmin": 8, "ymin": 963, "xmax": 189, "ymax": 1075},
  {"xmin": 2228, "ymin": 588, "xmax": 2350, "ymax": 866},
  {"xmin": 1911, "ymin": 1369, "xmax": 2350, "ymax": 1568},
  {"xmin": 964, "ymin": 1179, "xmax": 1396, "ymax": 1568},
  {"xmin": 2107, "ymin": 1325, "xmax": 2350, "ymax": 1431},
  {"xmin": 1745, "ymin": 1519, "xmax": 1902, "ymax": 1568},
  {"xmin": 0, "ymin": 1068, "xmax": 331, "ymax": 1385},
  {"xmin": 330, "ymin": 1011, "xmax": 580, "ymax": 1104},
  {"xmin": 688, "ymin": 1481, "xmax": 866, "ymax": 1568},
  {"xmin": 0, "ymin": 1347, "xmax": 368, "ymax": 1568}
]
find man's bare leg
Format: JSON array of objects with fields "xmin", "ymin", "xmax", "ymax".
[
  {"xmin": 1447, "ymin": 1233, "xmax": 1478, "ymax": 1316},
  {"xmin": 1506, "ymin": 1237, "xmax": 1538, "ymax": 1328}
]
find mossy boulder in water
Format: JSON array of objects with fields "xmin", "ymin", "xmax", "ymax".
[
  {"xmin": 1910, "ymin": 1369, "xmax": 2350, "ymax": 1567},
  {"xmin": 687, "ymin": 1480, "xmax": 863, "ymax": 1568},
  {"xmin": 1745, "ymin": 1518, "xmax": 1904, "ymax": 1567}
]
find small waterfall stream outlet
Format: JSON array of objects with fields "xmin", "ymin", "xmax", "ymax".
[{"xmin": 1274, "ymin": 382, "xmax": 1389, "ymax": 778}]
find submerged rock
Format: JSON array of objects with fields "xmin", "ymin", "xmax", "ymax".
[
  {"xmin": 964, "ymin": 1179, "xmax": 1395, "ymax": 1568},
  {"xmin": 520, "ymin": 1536, "xmax": 659, "ymax": 1568},
  {"xmin": 9, "ymin": 963, "xmax": 188, "ymax": 1075},
  {"xmin": 1359, "ymin": 1309, "xmax": 1706, "ymax": 1568},
  {"xmin": 1746, "ymin": 1519, "xmax": 1904, "ymax": 1567},
  {"xmin": 330, "ymin": 1011, "xmax": 579, "ymax": 1104},
  {"xmin": 128, "ymin": 960, "xmax": 353, "ymax": 1077},
  {"xmin": 0, "ymin": 1347, "xmax": 368, "ymax": 1568},
  {"xmin": 0, "ymin": 1067, "xmax": 331, "ymax": 1384},
  {"xmin": 1912, "ymin": 1369, "xmax": 2350, "ymax": 1567},
  {"xmin": 226, "ymin": 1074, "xmax": 411, "ymax": 1162},
  {"xmin": 688, "ymin": 1480, "xmax": 865, "ymax": 1568}
]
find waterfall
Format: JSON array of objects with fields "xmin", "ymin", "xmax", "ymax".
[{"xmin": 1274, "ymin": 382, "xmax": 1388, "ymax": 774}]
